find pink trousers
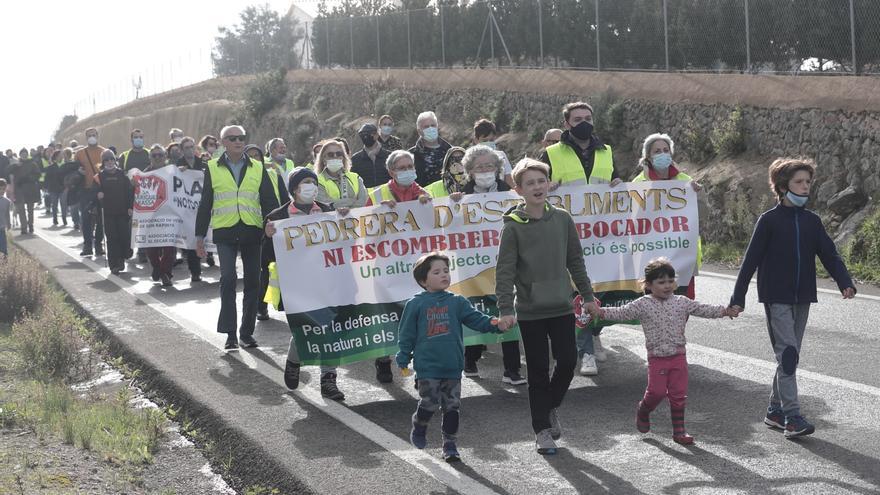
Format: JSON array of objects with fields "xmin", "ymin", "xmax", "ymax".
[{"xmin": 642, "ymin": 353, "xmax": 688, "ymax": 411}]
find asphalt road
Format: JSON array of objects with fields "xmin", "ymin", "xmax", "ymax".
[{"xmin": 15, "ymin": 209, "xmax": 880, "ymax": 495}]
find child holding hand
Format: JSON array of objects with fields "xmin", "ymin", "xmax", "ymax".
[
  {"xmin": 396, "ymin": 251, "xmax": 509, "ymax": 463},
  {"xmin": 600, "ymin": 257, "xmax": 739, "ymax": 445}
]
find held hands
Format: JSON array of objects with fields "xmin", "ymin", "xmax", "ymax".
[
  {"xmin": 584, "ymin": 300, "xmax": 601, "ymax": 321},
  {"xmin": 265, "ymin": 221, "xmax": 277, "ymax": 237},
  {"xmin": 842, "ymin": 287, "xmax": 856, "ymax": 299},
  {"xmin": 722, "ymin": 306, "xmax": 741, "ymax": 319},
  {"xmin": 495, "ymin": 315, "xmax": 517, "ymax": 331}
]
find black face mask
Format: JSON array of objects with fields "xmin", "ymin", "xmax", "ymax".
[
  {"xmin": 570, "ymin": 121, "xmax": 593, "ymax": 141},
  {"xmin": 361, "ymin": 134, "xmax": 376, "ymax": 147}
]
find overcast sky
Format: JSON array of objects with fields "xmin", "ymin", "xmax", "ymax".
[{"xmin": 1, "ymin": 0, "xmax": 308, "ymax": 150}]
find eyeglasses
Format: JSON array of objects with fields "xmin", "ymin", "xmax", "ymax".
[
  {"xmin": 324, "ymin": 151, "xmax": 345, "ymax": 158},
  {"xmin": 224, "ymin": 135, "xmax": 247, "ymax": 142},
  {"xmin": 150, "ymin": 154, "xmax": 166, "ymax": 159}
]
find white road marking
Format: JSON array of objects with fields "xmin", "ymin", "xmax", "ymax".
[
  {"xmin": 31, "ymin": 229, "xmax": 501, "ymax": 495},
  {"xmin": 700, "ymin": 270, "xmax": 880, "ymax": 301}
]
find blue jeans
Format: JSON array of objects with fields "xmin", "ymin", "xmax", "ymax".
[
  {"xmin": 216, "ymin": 241, "xmax": 261, "ymax": 338},
  {"xmin": 576, "ymin": 328, "xmax": 595, "ymax": 357}
]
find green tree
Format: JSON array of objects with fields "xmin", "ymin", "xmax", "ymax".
[{"xmin": 213, "ymin": 4, "xmax": 302, "ymax": 76}]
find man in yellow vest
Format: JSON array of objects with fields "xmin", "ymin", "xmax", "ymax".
[
  {"xmin": 539, "ymin": 101, "xmax": 622, "ymax": 189},
  {"xmin": 195, "ymin": 125, "xmax": 280, "ymax": 350},
  {"xmin": 265, "ymin": 138, "xmax": 296, "ymax": 179}
]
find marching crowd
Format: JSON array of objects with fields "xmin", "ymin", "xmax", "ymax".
[{"xmin": 0, "ymin": 100, "xmax": 857, "ymax": 461}]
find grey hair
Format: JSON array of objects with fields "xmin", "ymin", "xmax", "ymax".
[
  {"xmin": 639, "ymin": 133, "xmax": 675, "ymax": 167},
  {"xmin": 219, "ymin": 125, "xmax": 246, "ymax": 139},
  {"xmin": 386, "ymin": 149, "xmax": 415, "ymax": 171},
  {"xmin": 265, "ymin": 137, "xmax": 285, "ymax": 155},
  {"xmin": 462, "ymin": 145, "xmax": 501, "ymax": 176},
  {"xmin": 150, "ymin": 144, "xmax": 166, "ymax": 154},
  {"xmin": 416, "ymin": 111, "xmax": 438, "ymax": 128},
  {"xmin": 168, "ymin": 128, "xmax": 184, "ymax": 138}
]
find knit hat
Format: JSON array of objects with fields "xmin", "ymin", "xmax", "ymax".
[
  {"xmin": 287, "ymin": 167, "xmax": 318, "ymax": 194},
  {"xmin": 101, "ymin": 149, "xmax": 117, "ymax": 162},
  {"xmin": 358, "ymin": 123, "xmax": 378, "ymax": 135}
]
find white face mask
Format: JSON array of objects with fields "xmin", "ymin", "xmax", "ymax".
[
  {"xmin": 297, "ymin": 183, "xmax": 318, "ymax": 202},
  {"xmin": 325, "ymin": 159, "xmax": 344, "ymax": 173},
  {"xmin": 395, "ymin": 169, "xmax": 417, "ymax": 187},
  {"xmin": 87, "ymin": 136, "xmax": 98, "ymax": 146},
  {"xmin": 474, "ymin": 172, "xmax": 497, "ymax": 188}
]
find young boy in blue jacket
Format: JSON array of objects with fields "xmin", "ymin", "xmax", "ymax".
[
  {"xmin": 396, "ymin": 251, "xmax": 510, "ymax": 462},
  {"xmin": 730, "ymin": 158, "xmax": 856, "ymax": 439}
]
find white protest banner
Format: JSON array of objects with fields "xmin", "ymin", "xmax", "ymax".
[
  {"xmin": 129, "ymin": 165, "xmax": 214, "ymax": 251},
  {"xmin": 272, "ymin": 181, "xmax": 699, "ymax": 366}
]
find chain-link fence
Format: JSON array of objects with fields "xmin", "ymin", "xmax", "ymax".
[
  {"xmin": 71, "ymin": 0, "xmax": 880, "ymax": 122},
  {"xmin": 312, "ymin": 0, "xmax": 880, "ymax": 74}
]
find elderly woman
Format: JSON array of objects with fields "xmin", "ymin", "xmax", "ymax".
[
  {"xmin": 461, "ymin": 144, "xmax": 511, "ymax": 194},
  {"xmin": 633, "ymin": 133, "xmax": 701, "ymax": 190},
  {"xmin": 453, "ymin": 144, "xmax": 524, "ymax": 385},
  {"xmin": 365, "ymin": 149, "xmax": 430, "ymax": 208},
  {"xmin": 314, "ymin": 139, "xmax": 367, "ymax": 215},
  {"xmin": 424, "ymin": 147, "xmax": 467, "ymax": 199}
]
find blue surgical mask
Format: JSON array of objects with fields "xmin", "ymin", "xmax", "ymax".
[
  {"xmin": 380, "ymin": 125, "xmax": 394, "ymax": 136},
  {"xmin": 651, "ymin": 152, "xmax": 673, "ymax": 172},
  {"xmin": 785, "ymin": 190, "xmax": 808, "ymax": 207},
  {"xmin": 395, "ymin": 169, "xmax": 417, "ymax": 186},
  {"xmin": 132, "ymin": 137, "xmax": 144, "ymax": 148},
  {"xmin": 480, "ymin": 141, "xmax": 496, "ymax": 150},
  {"xmin": 422, "ymin": 126, "xmax": 439, "ymax": 141}
]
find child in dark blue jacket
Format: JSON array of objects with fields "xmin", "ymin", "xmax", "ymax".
[
  {"xmin": 396, "ymin": 251, "xmax": 509, "ymax": 462},
  {"xmin": 730, "ymin": 158, "xmax": 856, "ymax": 438}
]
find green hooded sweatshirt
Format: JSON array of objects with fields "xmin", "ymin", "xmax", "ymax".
[{"xmin": 495, "ymin": 201, "xmax": 594, "ymax": 321}]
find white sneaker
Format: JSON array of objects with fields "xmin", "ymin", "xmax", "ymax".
[
  {"xmin": 580, "ymin": 354, "xmax": 598, "ymax": 376},
  {"xmin": 593, "ymin": 335, "xmax": 607, "ymax": 362}
]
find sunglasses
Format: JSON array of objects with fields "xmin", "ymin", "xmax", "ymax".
[
  {"xmin": 324, "ymin": 151, "xmax": 345, "ymax": 158},
  {"xmin": 224, "ymin": 135, "xmax": 247, "ymax": 142}
]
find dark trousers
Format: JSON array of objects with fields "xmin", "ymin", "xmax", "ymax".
[
  {"xmin": 80, "ymin": 191, "xmax": 103, "ymax": 252},
  {"xmin": 519, "ymin": 314, "xmax": 577, "ymax": 434},
  {"xmin": 103, "ymin": 213, "xmax": 130, "ymax": 270},
  {"xmin": 465, "ymin": 340, "xmax": 521, "ymax": 372},
  {"xmin": 15, "ymin": 202, "xmax": 34, "ymax": 233},
  {"xmin": 47, "ymin": 192, "xmax": 61, "ymax": 223},
  {"xmin": 217, "ymin": 241, "xmax": 261, "ymax": 338},
  {"xmin": 147, "ymin": 246, "xmax": 176, "ymax": 276},
  {"xmin": 184, "ymin": 249, "xmax": 201, "ymax": 277}
]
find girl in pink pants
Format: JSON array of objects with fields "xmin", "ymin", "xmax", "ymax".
[{"xmin": 600, "ymin": 258, "xmax": 739, "ymax": 444}]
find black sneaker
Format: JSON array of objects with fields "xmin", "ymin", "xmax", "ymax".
[
  {"xmin": 463, "ymin": 363, "xmax": 479, "ymax": 378},
  {"xmin": 320, "ymin": 373, "xmax": 345, "ymax": 400},
  {"xmin": 224, "ymin": 335, "xmax": 239, "ymax": 350},
  {"xmin": 240, "ymin": 336, "xmax": 258, "ymax": 348},
  {"xmin": 191, "ymin": 275, "xmax": 202, "ymax": 283},
  {"xmin": 256, "ymin": 311, "xmax": 270, "ymax": 321},
  {"xmin": 110, "ymin": 268, "xmax": 120, "ymax": 275},
  {"xmin": 784, "ymin": 415, "xmax": 815, "ymax": 438},
  {"xmin": 375, "ymin": 358, "xmax": 393, "ymax": 383},
  {"xmin": 284, "ymin": 361, "xmax": 301, "ymax": 390},
  {"xmin": 502, "ymin": 370, "xmax": 527, "ymax": 385},
  {"xmin": 206, "ymin": 254, "xmax": 215, "ymax": 267},
  {"xmin": 160, "ymin": 274, "xmax": 173, "ymax": 287},
  {"xmin": 80, "ymin": 250, "xmax": 93, "ymax": 256},
  {"xmin": 442, "ymin": 441, "xmax": 461, "ymax": 463}
]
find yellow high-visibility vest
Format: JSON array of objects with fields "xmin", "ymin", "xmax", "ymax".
[
  {"xmin": 207, "ymin": 157, "xmax": 264, "ymax": 229},
  {"xmin": 370, "ymin": 183, "xmax": 396, "ymax": 204},
  {"xmin": 424, "ymin": 180, "xmax": 448, "ymax": 198},
  {"xmin": 263, "ymin": 262, "xmax": 282, "ymax": 310},
  {"xmin": 546, "ymin": 142, "xmax": 613, "ymax": 185},
  {"xmin": 317, "ymin": 171, "xmax": 361, "ymax": 199},
  {"xmin": 266, "ymin": 168, "xmax": 281, "ymax": 204}
]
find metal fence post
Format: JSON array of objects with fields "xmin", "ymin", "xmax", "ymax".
[
  {"xmin": 349, "ymin": 16, "xmax": 355, "ymax": 69},
  {"xmin": 440, "ymin": 4, "xmax": 446, "ymax": 68},
  {"xmin": 850, "ymin": 0, "xmax": 857, "ymax": 74},
  {"xmin": 663, "ymin": 0, "xmax": 669, "ymax": 71},
  {"xmin": 595, "ymin": 0, "xmax": 601, "ymax": 71},
  {"xmin": 538, "ymin": 0, "xmax": 544, "ymax": 68},
  {"xmin": 744, "ymin": 0, "xmax": 751, "ymax": 71},
  {"xmin": 407, "ymin": 10, "xmax": 412, "ymax": 69},
  {"xmin": 376, "ymin": 16, "xmax": 381, "ymax": 68},
  {"xmin": 326, "ymin": 18, "xmax": 331, "ymax": 68}
]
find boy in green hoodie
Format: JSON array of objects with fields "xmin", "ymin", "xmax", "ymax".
[
  {"xmin": 396, "ymin": 251, "xmax": 510, "ymax": 463},
  {"xmin": 495, "ymin": 158, "xmax": 600, "ymax": 455}
]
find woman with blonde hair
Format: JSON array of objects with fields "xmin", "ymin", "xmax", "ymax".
[{"xmin": 314, "ymin": 139, "xmax": 367, "ymax": 215}]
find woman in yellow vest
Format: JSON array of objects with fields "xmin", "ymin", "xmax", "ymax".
[
  {"xmin": 424, "ymin": 147, "xmax": 467, "ymax": 199},
  {"xmin": 633, "ymin": 132, "xmax": 703, "ymax": 299},
  {"xmin": 314, "ymin": 139, "xmax": 367, "ymax": 215}
]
